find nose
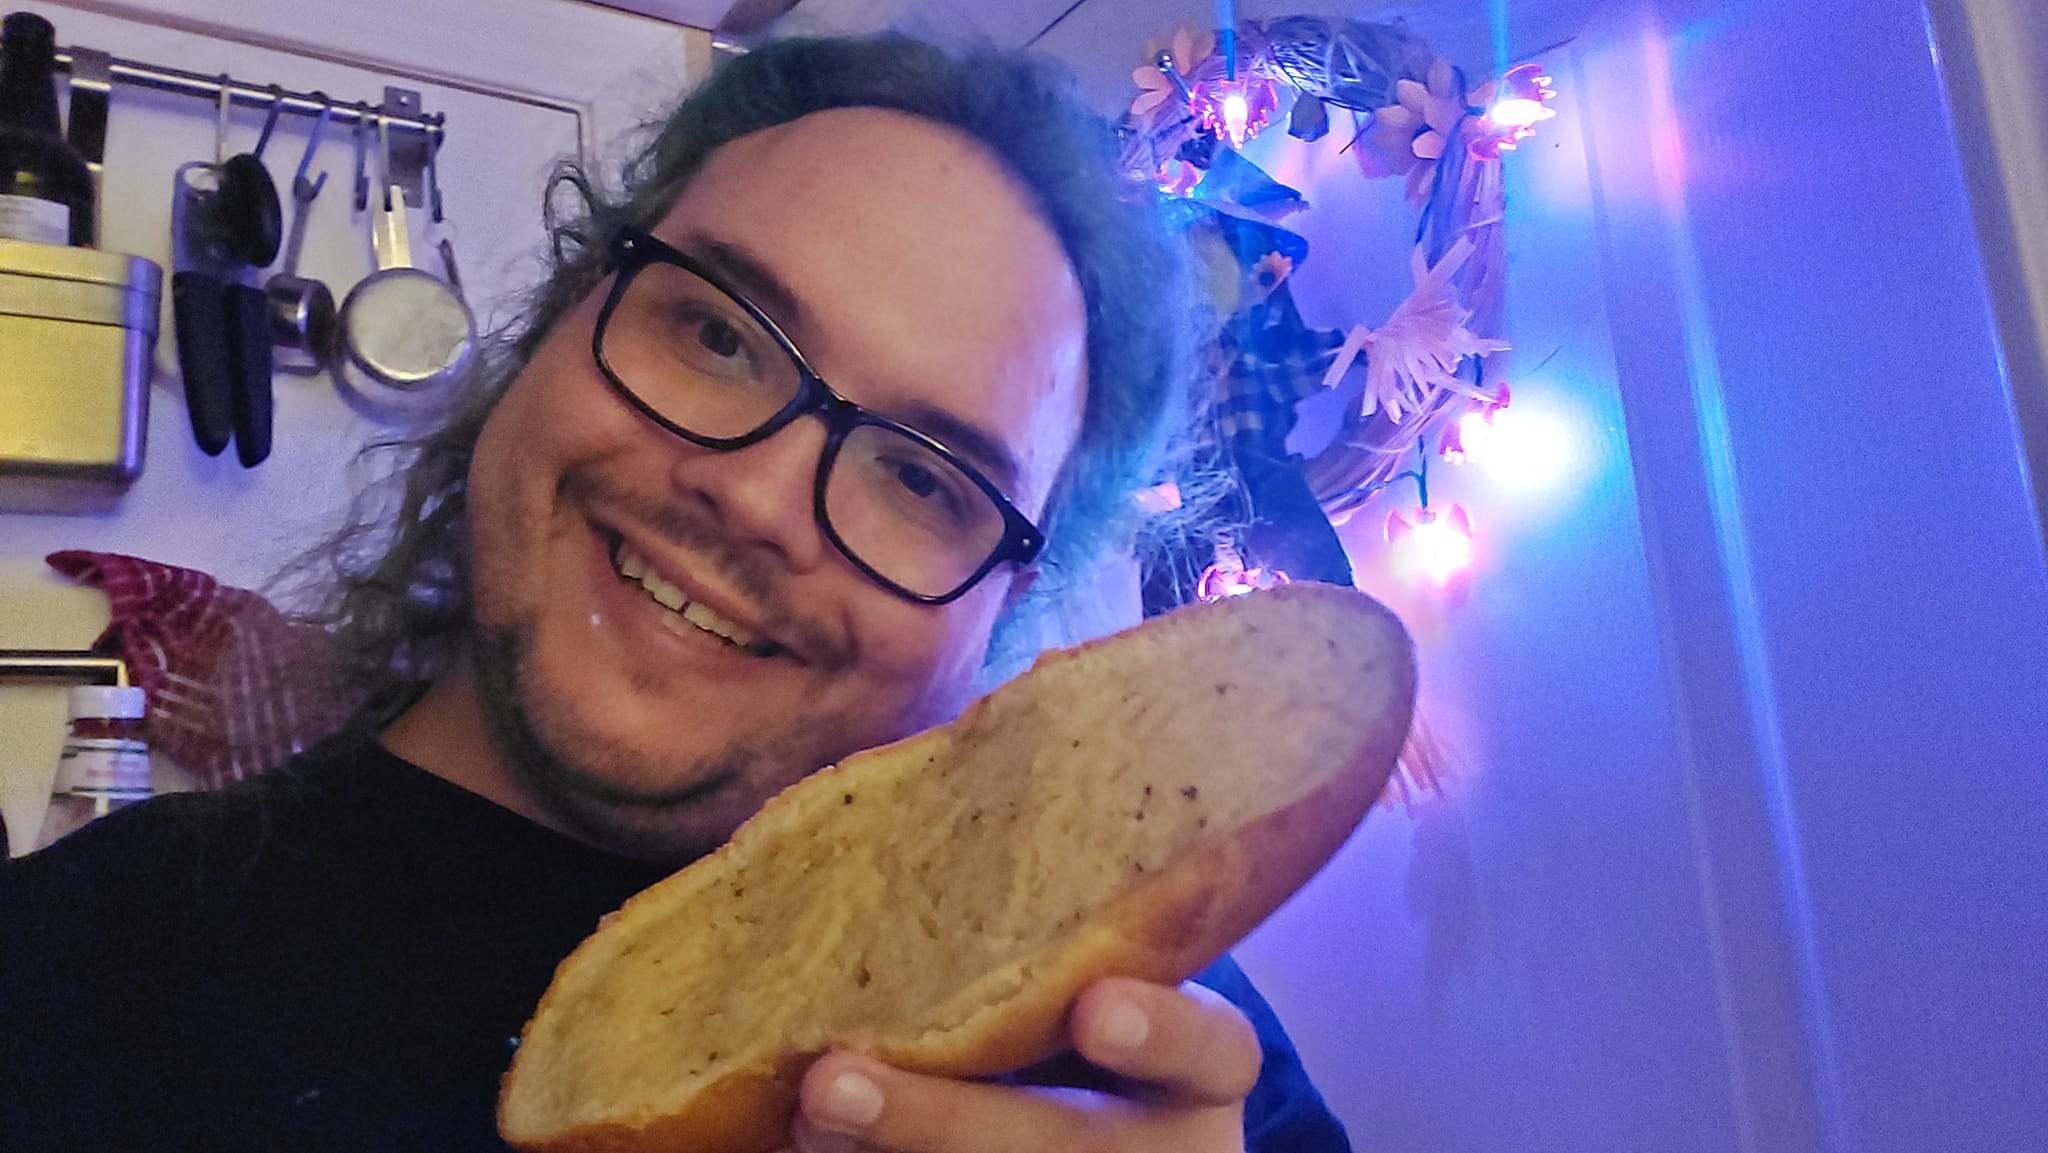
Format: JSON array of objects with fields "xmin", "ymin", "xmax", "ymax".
[{"xmin": 667, "ymin": 415, "xmax": 830, "ymax": 575}]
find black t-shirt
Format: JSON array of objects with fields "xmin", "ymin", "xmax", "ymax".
[{"xmin": 0, "ymin": 732, "xmax": 1350, "ymax": 1152}]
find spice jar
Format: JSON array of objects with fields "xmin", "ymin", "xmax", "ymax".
[{"xmin": 28, "ymin": 685, "xmax": 152, "ymax": 852}]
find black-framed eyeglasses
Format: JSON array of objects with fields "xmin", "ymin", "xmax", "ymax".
[{"xmin": 591, "ymin": 226, "xmax": 1045, "ymax": 605}]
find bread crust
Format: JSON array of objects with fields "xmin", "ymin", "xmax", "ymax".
[
  {"xmin": 501, "ymin": 585, "xmax": 1415, "ymax": 1152},
  {"xmin": 516, "ymin": 1073, "xmax": 792, "ymax": 1153}
]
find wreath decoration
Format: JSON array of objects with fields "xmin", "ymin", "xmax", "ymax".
[{"xmin": 1119, "ymin": 12, "xmax": 1555, "ymax": 605}]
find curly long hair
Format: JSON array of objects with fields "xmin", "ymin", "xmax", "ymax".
[{"xmin": 290, "ymin": 34, "xmax": 1211, "ymax": 697}]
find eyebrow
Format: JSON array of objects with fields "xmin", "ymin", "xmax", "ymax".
[
  {"xmin": 676, "ymin": 230, "xmax": 1030, "ymax": 499},
  {"xmin": 890, "ymin": 400, "xmax": 1025, "ymax": 498},
  {"xmin": 677, "ymin": 232, "xmax": 808, "ymax": 334}
]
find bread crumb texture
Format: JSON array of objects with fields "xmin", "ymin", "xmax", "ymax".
[{"xmin": 500, "ymin": 585, "xmax": 1410, "ymax": 1145}]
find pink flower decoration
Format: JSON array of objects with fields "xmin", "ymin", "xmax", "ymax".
[{"xmin": 1354, "ymin": 57, "xmax": 1466, "ymax": 202}]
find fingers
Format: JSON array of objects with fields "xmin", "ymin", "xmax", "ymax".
[
  {"xmin": 794, "ymin": 1051, "xmax": 1160, "ymax": 1153},
  {"xmin": 1069, "ymin": 978, "xmax": 1263, "ymax": 1104},
  {"xmin": 788, "ymin": 979, "xmax": 1259, "ymax": 1153}
]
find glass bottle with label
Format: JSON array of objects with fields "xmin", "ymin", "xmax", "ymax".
[
  {"xmin": 0, "ymin": 11, "xmax": 95, "ymax": 247},
  {"xmin": 29, "ymin": 685, "xmax": 153, "ymax": 852}
]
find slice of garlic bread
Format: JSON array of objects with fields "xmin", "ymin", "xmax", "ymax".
[{"xmin": 501, "ymin": 585, "xmax": 1415, "ymax": 1153}]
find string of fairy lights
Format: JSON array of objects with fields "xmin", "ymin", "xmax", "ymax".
[{"xmin": 1117, "ymin": 2, "xmax": 1557, "ymax": 600}]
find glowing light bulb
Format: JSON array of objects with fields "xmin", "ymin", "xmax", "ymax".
[
  {"xmin": 1191, "ymin": 77, "xmax": 1273, "ymax": 148},
  {"xmin": 1454, "ymin": 409, "xmax": 1499, "ymax": 461},
  {"xmin": 1483, "ymin": 407, "xmax": 1575, "ymax": 493},
  {"xmin": 1414, "ymin": 509, "xmax": 1474, "ymax": 587},
  {"xmin": 1386, "ymin": 505, "xmax": 1475, "ymax": 588},
  {"xmin": 1222, "ymin": 91, "xmax": 1250, "ymax": 143},
  {"xmin": 1468, "ymin": 63, "xmax": 1558, "ymax": 159},
  {"xmin": 1487, "ymin": 97, "xmax": 1550, "ymax": 132}
]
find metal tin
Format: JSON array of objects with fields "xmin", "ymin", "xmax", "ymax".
[{"xmin": 0, "ymin": 238, "xmax": 164, "ymax": 513}]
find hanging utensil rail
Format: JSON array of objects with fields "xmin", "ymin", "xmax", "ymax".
[{"xmin": 49, "ymin": 46, "xmax": 445, "ymax": 143}]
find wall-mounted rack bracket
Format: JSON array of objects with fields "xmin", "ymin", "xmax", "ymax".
[
  {"xmin": 0, "ymin": 650, "xmax": 130, "ymax": 688},
  {"xmin": 378, "ymin": 86, "xmax": 432, "ymax": 210}
]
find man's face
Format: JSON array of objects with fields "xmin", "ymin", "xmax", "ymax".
[{"xmin": 461, "ymin": 108, "xmax": 1088, "ymax": 862}]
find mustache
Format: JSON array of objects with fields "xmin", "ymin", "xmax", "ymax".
[{"xmin": 561, "ymin": 468, "xmax": 852, "ymax": 669}]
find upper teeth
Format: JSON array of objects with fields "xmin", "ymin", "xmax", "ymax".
[{"xmin": 615, "ymin": 542, "xmax": 764, "ymax": 650}]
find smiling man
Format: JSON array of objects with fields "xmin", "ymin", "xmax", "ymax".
[
  {"xmin": 0, "ymin": 35, "xmax": 1351, "ymax": 1153},
  {"xmin": 401, "ymin": 107, "xmax": 1094, "ymax": 866}
]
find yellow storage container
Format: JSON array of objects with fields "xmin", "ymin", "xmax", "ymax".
[{"xmin": 0, "ymin": 238, "xmax": 163, "ymax": 513}]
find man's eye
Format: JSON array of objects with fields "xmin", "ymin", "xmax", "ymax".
[
  {"xmin": 880, "ymin": 455, "xmax": 977, "ymax": 529},
  {"xmin": 695, "ymin": 317, "xmax": 744, "ymax": 360},
  {"xmin": 667, "ymin": 304, "xmax": 762, "ymax": 380},
  {"xmin": 895, "ymin": 461, "xmax": 941, "ymax": 500}
]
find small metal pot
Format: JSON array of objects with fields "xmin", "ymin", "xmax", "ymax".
[
  {"xmin": 331, "ymin": 178, "xmax": 475, "ymax": 397},
  {"xmin": 265, "ymin": 96, "xmax": 338, "ymax": 365}
]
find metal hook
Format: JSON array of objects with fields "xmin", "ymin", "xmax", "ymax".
[
  {"xmin": 293, "ymin": 91, "xmax": 333, "ymax": 200},
  {"xmin": 438, "ymin": 236, "xmax": 464, "ymax": 297},
  {"xmin": 425, "ymin": 124, "xmax": 445, "ymax": 224},
  {"xmin": 252, "ymin": 83, "xmax": 286, "ymax": 159},
  {"xmin": 377, "ymin": 109, "xmax": 396, "ymax": 213},
  {"xmin": 213, "ymin": 75, "xmax": 233, "ymax": 165},
  {"xmin": 352, "ymin": 101, "xmax": 372, "ymax": 212}
]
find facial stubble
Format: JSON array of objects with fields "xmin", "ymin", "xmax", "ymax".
[{"xmin": 470, "ymin": 622, "xmax": 819, "ymax": 865}]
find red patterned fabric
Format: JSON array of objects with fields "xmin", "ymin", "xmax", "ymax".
[{"xmin": 46, "ymin": 551, "xmax": 362, "ymax": 791}]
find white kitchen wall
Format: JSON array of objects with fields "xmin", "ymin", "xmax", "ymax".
[{"xmin": 1, "ymin": 0, "xmax": 706, "ymax": 846}]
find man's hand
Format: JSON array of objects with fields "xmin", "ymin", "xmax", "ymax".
[{"xmin": 779, "ymin": 977, "xmax": 1261, "ymax": 1153}]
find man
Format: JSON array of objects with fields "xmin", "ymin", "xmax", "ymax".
[{"xmin": 0, "ymin": 35, "xmax": 1350, "ymax": 1153}]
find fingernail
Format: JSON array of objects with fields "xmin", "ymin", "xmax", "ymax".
[
  {"xmin": 810, "ymin": 1070, "xmax": 884, "ymax": 1133},
  {"xmin": 1097, "ymin": 999, "xmax": 1150, "ymax": 1051}
]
